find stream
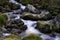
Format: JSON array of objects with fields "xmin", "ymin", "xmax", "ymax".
[{"xmin": 3, "ymin": 0, "xmax": 60, "ymax": 40}]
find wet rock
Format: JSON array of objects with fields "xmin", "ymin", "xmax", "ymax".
[
  {"xmin": 21, "ymin": 12, "xmax": 52, "ymax": 21},
  {"xmin": 27, "ymin": 4, "xmax": 39, "ymax": 13},
  {"xmin": 5, "ymin": 19, "xmax": 27, "ymax": 34},
  {"xmin": 4, "ymin": 34, "xmax": 21, "ymax": 40},
  {"xmin": 36, "ymin": 21, "xmax": 52, "ymax": 33},
  {"xmin": 52, "ymin": 14, "xmax": 60, "ymax": 33},
  {"xmin": 22, "ymin": 33, "xmax": 42, "ymax": 40}
]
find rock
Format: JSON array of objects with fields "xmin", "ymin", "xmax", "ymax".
[
  {"xmin": 51, "ymin": 14, "xmax": 60, "ymax": 33},
  {"xmin": 21, "ymin": 12, "xmax": 52, "ymax": 21},
  {"xmin": 22, "ymin": 33, "xmax": 42, "ymax": 40},
  {"xmin": 36, "ymin": 21, "xmax": 52, "ymax": 33},
  {"xmin": 0, "ymin": 0, "xmax": 20, "ymax": 12},
  {"xmin": 52, "ymin": 20, "xmax": 60, "ymax": 33},
  {"xmin": 5, "ymin": 19, "xmax": 27, "ymax": 34},
  {"xmin": 27, "ymin": 4, "xmax": 38, "ymax": 13},
  {"xmin": 4, "ymin": 34, "xmax": 21, "ymax": 40}
]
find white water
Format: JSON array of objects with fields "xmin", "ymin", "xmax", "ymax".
[
  {"xmin": 3, "ymin": 33, "xmax": 11, "ymax": 36},
  {"xmin": 21, "ymin": 19, "xmax": 41, "ymax": 34},
  {"xmin": 10, "ymin": 0, "xmax": 26, "ymax": 10}
]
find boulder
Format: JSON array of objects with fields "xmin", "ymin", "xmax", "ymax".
[
  {"xmin": 5, "ymin": 19, "xmax": 27, "ymax": 34},
  {"xmin": 52, "ymin": 14, "xmax": 60, "ymax": 33},
  {"xmin": 52, "ymin": 21, "xmax": 60, "ymax": 33},
  {"xmin": 21, "ymin": 12, "xmax": 52, "ymax": 21},
  {"xmin": 36, "ymin": 21, "xmax": 52, "ymax": 33},
  {"xmin": 27, "ymin": 4, "xmax": 38, "ymax": 13}
]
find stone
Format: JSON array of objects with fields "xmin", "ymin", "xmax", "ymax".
[
  {"xmin": 36, "ymin": 21, "xmax": 52, "ymax": 33},
  {"xmin": 21, "ymin": 12, "xmax": 52, "ymax": 21},
  {"xmin": 27, "ymin": 4, "xmax": 38, "ymax": 13},
  {"xmin": 5, "ymin": 19, "xmax": 27, "ymax": 34}
]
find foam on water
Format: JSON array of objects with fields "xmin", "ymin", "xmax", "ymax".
[{"xmin": 21, "ymin": 19, "xmax": 41, "ymax": 34}]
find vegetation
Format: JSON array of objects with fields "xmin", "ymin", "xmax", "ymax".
[
  {"xmin": 0, "ymin": 14, "xmax": 8, "ymax": 27},
  {"xmin": 4, "ymin": 34, "xmax": 21, "ymax": 40},
  {"xmin": 22, "ymin": 33, "xmax": 42, "ymax": 40}
]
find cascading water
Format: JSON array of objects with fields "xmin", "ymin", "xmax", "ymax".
[
  {"xmin": 3, "ymin": 0, "xmax": 60, "ymax": 40},
  {"xmin": 21, "ymin": 19, "xmax": 41, "ymax": 34},
  {"xmin": 14, "ymin": 14, "xmax": 60, "ymax": 40},
  {"xmin": 10, "ymin": 0, "xmax": 26, "ymax": 10}
]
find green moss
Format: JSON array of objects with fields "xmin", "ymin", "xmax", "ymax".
[
  {"xmin": 0, "ymin": 14, "xmax": 8, "ymax": 20},
  {"xmin": 4, "ymin": 34, "xmax": 21, "ymax": 40},
  {"xmin": 37, "ymin": 21, "xmax": 50, "ymax": 28},
  {"xmin": 22, "ymin": 33, "xmax": 42, "ymax": 40},
  {"xmin": 0, "ymin": 16, "xmax": 6, "ymax": 26},
  {"xmin": 0, "ymin": 14, "xmax": 8, "ymax": 27},
  {"xmin": 36, "ymin": 21, "xmax": 51, "ymax": 33}
]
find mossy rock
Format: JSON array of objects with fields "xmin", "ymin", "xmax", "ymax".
[
  {"xmin": 5, "ymin": 19, "xmax": 27, "ymax": 34},
  {"xmin": 4, "ymin": 34, "xmax": 21, "ymax": 40},
  {"xmin": 22, "ymin": 33, "xmax": 42, "ymax": 40},
  {"xmin": 21, "ymin": 12, "xmax": 52, "ymax": 21},
  {"xmin": 40, "ymin": 13, "xmax": 52, "ymax": 20},
  {"xmin": 21, "ymin": 15, "xmax": 38, "ymax": 20},
  {"xmin": 0, "ymin": 14, "xmax": 8, "ymax": 20},
  {"xmin": 36, "ymin": 21, "xmax": 52, "ymax": 33},
  {"xmin": 52, "ymin": 14, "xmax": 60, "ymax": 33},
  {"xmin": 0, "ymin": 14, "xmax": 8, "ymax": 27},
  {"xmin": 52, "ymin": 20, "xmax": 60, "ymax": 33}
]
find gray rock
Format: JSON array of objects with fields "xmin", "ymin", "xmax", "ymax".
[{"xmin": 27, "ymin": 4, "xmax": 38, "ymax": 13}]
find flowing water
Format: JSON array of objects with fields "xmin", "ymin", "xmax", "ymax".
[{"xmin": 3, "ymin": 0, "xmax": 60, "ymax": 40}]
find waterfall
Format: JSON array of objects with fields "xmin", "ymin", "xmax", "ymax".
[{"xmin": 9, "ymin": 0, "xmax": 26, "ymax": 10}]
